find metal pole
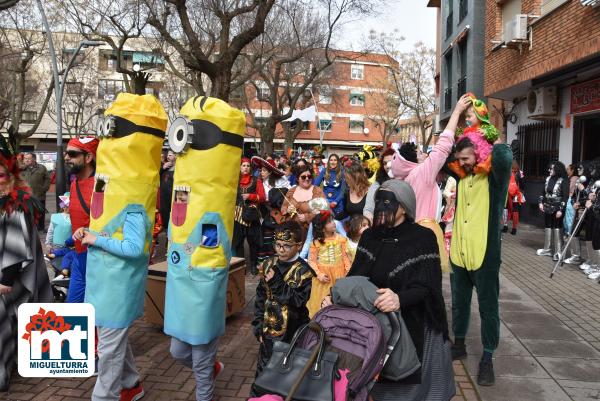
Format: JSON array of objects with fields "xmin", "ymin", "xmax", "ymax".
[
  {"xmin": 35, "ymin": 0, "xmax": 65, "ymax": 210},
  {"xmin": 307, "ymin": 88, "xmax": 324, "ymax": 147},
  {"xmin": 550, "ymin": 207, "xmax": 589, "ymax": 278}
]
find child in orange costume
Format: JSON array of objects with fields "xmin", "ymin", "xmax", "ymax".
[{"xmin": 306, "ymin": 210, "xmax": 352, "ymax": 317}]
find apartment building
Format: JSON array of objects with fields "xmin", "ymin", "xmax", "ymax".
[
  {"xmin": 242, "ymin": 50, "xmax": 400, "ymax": 155},
  {"xmin": 438, "ymin": 0, "xmax": 487, "ymax": 124},
  {"xmin": 484, "ymin": 0, "xmax": 600, "ymax": 223}
]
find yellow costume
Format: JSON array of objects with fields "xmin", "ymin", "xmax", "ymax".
[{"xmin": 306, "ymin": 234, "xmax": 351, "ymax": 317}]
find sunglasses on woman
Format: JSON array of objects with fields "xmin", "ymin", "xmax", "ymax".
[{"xmin": 299, "ymin": 174, "xmax": 312, "ymax": 181}]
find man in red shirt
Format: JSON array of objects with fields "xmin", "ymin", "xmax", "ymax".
[{"xmin": 64, "ymin": 136, "xmax": 98, "ymax": 303}]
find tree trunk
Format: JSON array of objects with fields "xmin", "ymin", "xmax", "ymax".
[
  {"xmin": 132, "ymin": 73, "xmax": 148, "ymax": 95},
  {"xmin": 211, "ymin": 71, "xmax": 232, "ymax": 102},
  {"xmin": 260, "ymin": 124, "xmax": 276, "ymax": 155},
  {"xmin": 283, "ymin": 123, "xmax": 303, "ymax": 155}
]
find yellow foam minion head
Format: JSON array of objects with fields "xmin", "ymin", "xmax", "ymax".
[
  {"xmin": 90, "ymin": 93, "xmax": 167, "ymax": 236},
  {"xmin": 167, "ymin": 96, "xmax": 245, "ymax": 268}
]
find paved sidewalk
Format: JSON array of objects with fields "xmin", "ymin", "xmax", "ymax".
[{"xmin": 449, "ymin": 224, "xmax": 600, "ymax": 401}]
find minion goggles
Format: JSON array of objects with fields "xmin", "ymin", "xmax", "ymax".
[
  {"xmin": 167, "ymin": 117, "xmax": 244, "ymax": 154},
  {"xmin": 96, "ymin": 115, "xmax": 165, "ymax": 139}
]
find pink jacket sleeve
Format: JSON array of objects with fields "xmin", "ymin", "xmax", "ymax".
[{"xmin": 417, "ymin": 129, "xmax": 455, "ymax": 184}]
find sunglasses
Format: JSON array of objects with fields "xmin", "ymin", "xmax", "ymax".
[
  {"xmin": 64, "ymin": 150, "xmax": 87, "ymax": 158},
  {"xmin": 299, "ymin": 174, "xmax": 312, "ymax": 181}
]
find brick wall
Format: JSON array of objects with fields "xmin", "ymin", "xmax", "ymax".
[{"xmin": 484, "ymin": 0, "xmax": 600, "ymax": 97}]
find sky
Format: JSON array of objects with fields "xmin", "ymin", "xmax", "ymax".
[{"xmin": 338, "ymin": 0, "xmax": 438, "ymax": 53}]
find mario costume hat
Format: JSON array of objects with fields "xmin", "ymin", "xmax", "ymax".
[
  {"xmin": 251, "ymin": 156, "xmax": 284, "ymax": 177},
  {"xmin": 67, "ymin": 136, "xmax": 100, "ymax": 158}
]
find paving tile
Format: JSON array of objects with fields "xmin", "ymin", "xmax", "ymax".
[
  {"xmin": 464, "ymin": 355, "xmax": 551, "ymax": 379},
  {"xmin": 475, "ymin": 377, "xmax": 570, "ymax": 401},
  {"xmin": 521, "ymin": 339, "xmax": 600, "ymax": 358},
  {"xmin": 537, "ymin": 357, "xmax": 600, "ymax": 382}
]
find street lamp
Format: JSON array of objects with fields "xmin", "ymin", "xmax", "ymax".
[{"xmin": 52, "ymin": 38, "xmax": 103, "ymax": 209}]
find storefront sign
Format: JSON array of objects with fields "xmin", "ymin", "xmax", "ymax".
[{"xmin": 571, "ymin": 77, "xmax": 600, "ymax": 114}]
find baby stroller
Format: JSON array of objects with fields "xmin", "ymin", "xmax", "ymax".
[{"xmin": 298, "ymin": 304, "xmax": 401, "ymax": 401}]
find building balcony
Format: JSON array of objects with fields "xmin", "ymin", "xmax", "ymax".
[
  {"xmin": 457, "ymin": 76, "xmax": 467, "ymax": 98},
  {"xmin": 444, "ymin": 87, "xmax": 452, "ymax": 112}
]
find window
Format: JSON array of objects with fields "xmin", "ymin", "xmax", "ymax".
[
  {"xmin": 65, "ymin": 82, "xmax": 83, "ymax": 96},
  {"xmin": 66, "ymin": 111, "xmax": 82, "ymax": 126},
  {"xmin": 350, "ymin": 64, "xmax": 364, "ymax": 80},
  {"xmin": 255, "ymin": 117, "xmax": 269, "ymax": 127},
  {"xmin": 98, "ymin": 79, "xmax": 124, "ymax": 100},
  {"xmin": 444, "ymin": 52, "xmax": 453, "ymax": 112},
  {"xmin": 230, "ymin": 85, "xmax": 244, "ymax": 101},
  {"xmin": 541, "ymin": 0, "xmax": 569, "ymax": 15},
  {"xmin": 516, "ymin": 120, "xmax": 559, "ymax": 179},
  {"xmin": 350, "ymin": 93, "xmax": 365, "ymax": 107},
  {"xmin": 349, "ymin": 120, "xmax": 364, "ymax": 133},
  {"xmin": 318, "ymin": 119, "xmax": 332, "ymax": 131},
  {"xmin": 145, "ymin": 82, "xmax": 163, "ymax": 98},
  {"xmin": 319, "ymin": 86, "xmax": 332, "ymax": 104},
  {"xmin": 256, "ymin": 86, "xmax": 270, "ymax": 101},
  {"xmin": 445, "ymin": 0, "xmax": 454, "ymax": 38},
  {"xmin": 459, "ymin": 0, "xmax": 468, "ymax": 22},
  {"xmin": 21, "ymin": 111, "xmax": 37, "ymax": 124},
  {"xmin": 61, "ymin": 48, "xmax": 84, "ymax": 65},
  {"xmin": 457, "ymin": 41, "xmax": 467, "ymax": 98},
  {"xmin": 98, "ymin": 50, "xmax": 133, "ymax": 71}
]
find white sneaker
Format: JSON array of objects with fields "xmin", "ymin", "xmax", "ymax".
[{"xmin": 588, "ymin": 271, "xmax": 600, "ymax": 280}]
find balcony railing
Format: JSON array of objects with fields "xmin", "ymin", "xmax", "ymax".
[
  {"xmin": 444, "ymin": 87, "xmax": 453, "ymax": 112},
  {"xmin": 446, "ymin": 12, "xmax": 453, "ymax": 39},
  {"xmin": 457, "ymin": 76, "xmax": 467, "ymax": 98},
  {"xmin": 459, "ymin": 0, "xmax": 468, "ymax": 22}
]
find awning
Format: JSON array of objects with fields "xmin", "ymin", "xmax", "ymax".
[{"xmin": 133, "ymin": 52, "xmax": 164, "ymax": 64}]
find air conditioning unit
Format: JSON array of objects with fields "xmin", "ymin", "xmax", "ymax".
[
  {"xmin": 503, "ymin": 14, "xmax": 528, "ymax": 42},
  {"xmin": 527, "ymin": 87, "xmax": 558, "ymax": 118}
]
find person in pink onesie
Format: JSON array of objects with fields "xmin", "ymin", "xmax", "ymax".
[{"xmin": 390, "ymin": 94, "xmax": 472, "ymax": 271}]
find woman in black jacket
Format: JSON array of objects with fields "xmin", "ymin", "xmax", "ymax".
[{"xmin": 325, "ymin": 179, "xmax": 454, "ymax": 401}]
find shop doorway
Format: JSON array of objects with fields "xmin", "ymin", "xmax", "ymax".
[{"xmin": 573, "ymin": 113, "xmax": 600, "ymax": 163}]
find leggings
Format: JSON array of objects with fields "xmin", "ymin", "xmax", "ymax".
[{"xmin": 544, "ymin": 212, "xmax": 563, "ymax": 229}]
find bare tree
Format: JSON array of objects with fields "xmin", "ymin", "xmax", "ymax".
[
  {"xmin": 364, "ymin": 66, "xmax": 408, "ymax": 146},
  {"xmin": 144, "ymin": 0, "xmax": 277, "ymax": 101},
  {"xmin": 239, "ymin": 0, "xmax": 380, "ymax": 154},
  {"xmin": 371, "ymin": 31, "xmax": 436, "ymax": 147},
  {"xmin": 63, "ymin": 0, "xmax": 160, "ymax": 95},
  {"xmin": 0, "ymin": 0, "xmax": 54, "ymax": 144}
]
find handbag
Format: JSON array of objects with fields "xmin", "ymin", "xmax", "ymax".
[
  {"xmin": 242, "ymin": 201, "xmax": 261, "ymax": 222},
  {"xmin": 254, "ymin": 322, "xmax": 339, "ymax": 401}
]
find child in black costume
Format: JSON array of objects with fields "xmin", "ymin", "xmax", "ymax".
[{"xmin": 251, "ymin": 221, "xmax": 315, "ymax": 380}]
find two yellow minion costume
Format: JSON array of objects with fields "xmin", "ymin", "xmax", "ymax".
[{"xmin": 164, "ymin": 96, "xmax": 245, "ymax": 345}]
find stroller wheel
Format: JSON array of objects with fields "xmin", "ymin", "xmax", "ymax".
[{"xmin": 52, "ymin": 287, "xmax": 67, "ymax": 303}]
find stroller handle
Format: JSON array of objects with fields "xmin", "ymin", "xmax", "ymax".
[{"xmin": 383, "ymin": 312, "xmax": 402, "ymax": 366}]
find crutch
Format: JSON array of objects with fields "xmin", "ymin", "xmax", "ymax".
[{"xmin": 550, "ymin": 207, "xmax": 589, "ymax": 278}]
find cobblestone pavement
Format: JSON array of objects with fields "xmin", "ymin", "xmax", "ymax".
[{"xmin": 501, "ymin": 224, "xmax": 600, "ymax": 351}]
